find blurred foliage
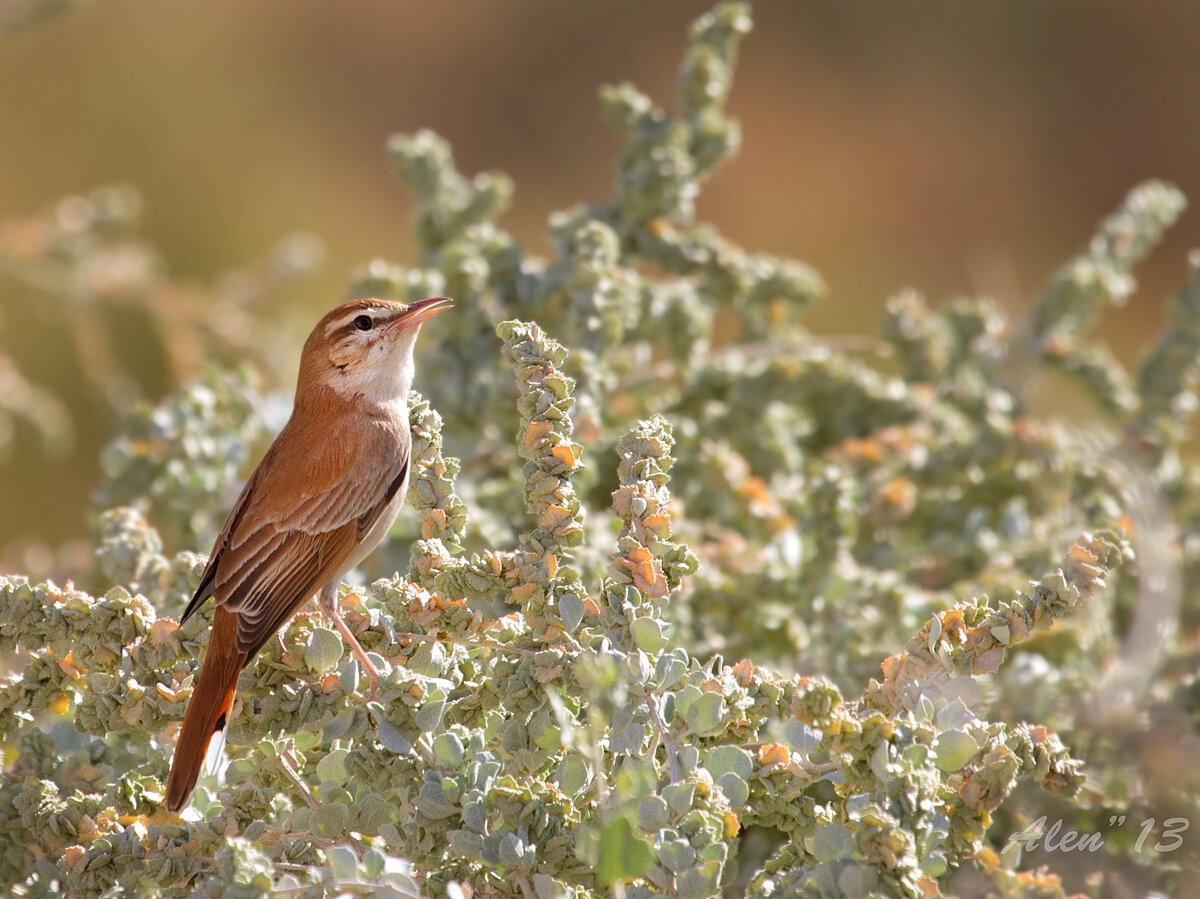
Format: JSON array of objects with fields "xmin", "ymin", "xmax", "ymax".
[
  {"xmin": 0, "ymin": 0, "xmax": 86, "ymax": 34},
  {"xmin": 0, "ymin": 185, "xmax": 318, "ymax": 488},
  {"xmin": 1, "ymin": 3, "xmax": 1200, "ymax": 897}
]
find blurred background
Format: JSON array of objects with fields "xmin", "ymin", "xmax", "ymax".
[{"xmin": 2, "ymin": 0, "xmax": 1199, "ymax": 566}]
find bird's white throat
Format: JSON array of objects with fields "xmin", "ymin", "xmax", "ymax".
[{"xmin": 329, "ymin": 326, "xmax": 419, "ymax": 406}]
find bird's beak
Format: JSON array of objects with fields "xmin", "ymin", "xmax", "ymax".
[{"xmin": 391, "ymin": 296, "xmax": 454, "ymax": 331}]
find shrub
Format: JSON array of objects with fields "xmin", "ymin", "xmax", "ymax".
[{"xmin": 1, "ymin": 4, "xmax": 1198, "ymax": 896}]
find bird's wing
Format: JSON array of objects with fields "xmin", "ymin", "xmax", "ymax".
[
  {"xmin": 181, "ymin": 463, "xmax": 264, "ymax": 625},
  {"xmin": 181, "ymin": 414, "xmax": 409, "ymax": 657}
]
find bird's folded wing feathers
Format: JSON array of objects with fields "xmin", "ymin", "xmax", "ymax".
[
  {"xmin": 223, "ymin": 525, "xmax": 360, "ymax": 655},
  {"xmin": 182, "ymin": 423, "xmax": 408, "ymax": 657}
]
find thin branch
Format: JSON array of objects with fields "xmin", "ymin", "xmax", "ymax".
[
  {"xmin": 276, "ymin": 748, "xmax": 317, "ymax": 810},
  {"xmin": 515, "ymin": 871, "xmax": 536, "ymax": 899},
  {"xmin": 647, "ymin": 695, "xmax": 681, "ymax": 783},
  {"xmin": 395, "ymin": 629, "xmax": 538, "ymax": 658}
]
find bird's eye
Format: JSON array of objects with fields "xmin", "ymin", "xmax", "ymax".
[{"xmin": 353, "ymin": 315, "xmax": 373, "ymax": 331}]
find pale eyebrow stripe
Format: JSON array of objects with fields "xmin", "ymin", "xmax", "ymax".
[{"xmin": 324, "ymin": 307, "xmax": 389, "ymax": 336}]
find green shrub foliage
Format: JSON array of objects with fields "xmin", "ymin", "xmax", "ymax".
[{"xmin": 2, "ymin": 4, "xmax": 1199, "ymax": 896}]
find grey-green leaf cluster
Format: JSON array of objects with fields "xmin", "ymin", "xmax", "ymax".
[{"xmin": 2, "ymin": 4, "xmax": 1199, "ymax": 898}]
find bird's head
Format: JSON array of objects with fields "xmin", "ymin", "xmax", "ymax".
[{"xmin": 299, "ymin": 296, "xmax": 453, "ymax": 403}]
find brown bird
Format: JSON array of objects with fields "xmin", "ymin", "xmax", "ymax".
[{"xmin": 164, "ymin": 295, "xmax": 453, "ymax": 813}]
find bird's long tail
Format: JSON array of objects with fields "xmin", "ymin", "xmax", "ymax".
[{"xmin": 165, "ymin": 607, "xmax": 247, "ymax": 812}]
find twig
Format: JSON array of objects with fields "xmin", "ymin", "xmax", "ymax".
[
  {"xmin": 515, "ymin": 871, "xmax": 535, "ymax": 899},
  {"xmin": 273, "ymin": 879, "xmax": 423, "ymax": 899},
  {"xmin": 277, "ymin": 749, "xmax": 317, "ymax": 810},
  {"xmin": 395, "ymin": 629, "xmax": 538, "ymax": 658},
  {"xmin": 647, "ymin": 695, "xmax": 681, "ymax": 783},
  {"xmin": 260, "ymin": 824, "xmax": 372, "ymax": 854},
  {"xmin": 413, "ymin": 734, "xmax": 439, "ymax": 768}
]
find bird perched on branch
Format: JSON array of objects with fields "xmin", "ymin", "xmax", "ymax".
[{"xmin": 164, "ymin": 295, "xmax": 453, "ymax": 813}]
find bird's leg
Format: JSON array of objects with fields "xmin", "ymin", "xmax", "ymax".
[{"xmin": 319, "ymin": 583, "xmax": 380, "ymax": 700}]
